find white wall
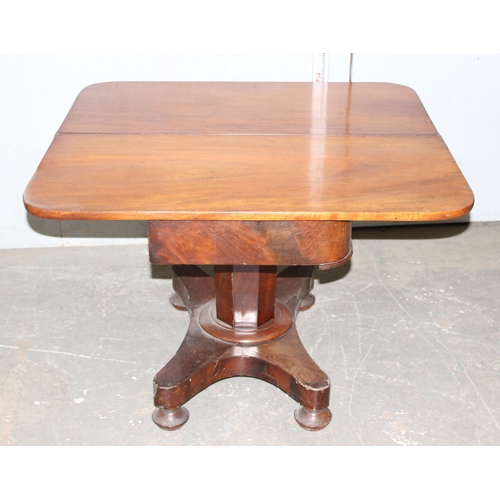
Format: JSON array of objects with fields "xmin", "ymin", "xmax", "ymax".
[
  {"xmin": 350, "ymin": 54, "xmax": 500, "ymax": 225},
  {"xmin": 1, "ymin": 53, "xmax": 498, "ymax": 249}
]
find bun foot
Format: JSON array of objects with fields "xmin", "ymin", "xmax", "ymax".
[
  {"xmin": 294, "ymin": 406, "xmax": 332, "ymax": 431},
  {"xmin": 152, "ymin": 406, "xmax": 189, "ymax": 431},
  {"xmin": 299, "ymin": 293, "xmax": 315, "ymax": 311},
  {"xmin": 169, "ymin": 292, "xmax": 187, "ymax": 311}
]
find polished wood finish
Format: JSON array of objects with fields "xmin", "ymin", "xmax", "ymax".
[
  {"xmin": 152, "ymin": 406, "xmax": 189, "ymax": 431},
  {"xmin": 199, "ymin": 265, "xmax": 295, "ymax": 345},
  {"xmin": 24, "ymin": 134, "xmax": 474, "ymax": 222},
  {"xmin": 23, "ymin": 82, "xmax": 475, "ymax": 432},
  {"xmin": 213, "ymin": 265, "xmax": 277, "ymax": 329},
  {"xmin": 57, "ymin": 82, "xmax": 438, "ymax": 135},
  {"xmin": 24, "ymin": 83, "xmax": 474, "ymax": 222},
  {"xmin": 152, "ymin": 265, "xmax": 332, "ymax": 431},
  {"xmin": 148, "ymin": 220, "xmax": 352, "ymax": 268}
]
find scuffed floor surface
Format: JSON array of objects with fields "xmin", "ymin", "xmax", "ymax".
[{"xmin": 1, "ymin": 222, "xmax": 499, "ymax": 445}]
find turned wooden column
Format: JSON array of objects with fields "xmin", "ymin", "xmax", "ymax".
[
  {"xmin": 214, "ymin": 265, "xmax": 277, "ymax": 330},
  {"xmin": 198, "ymin": 265, "xmax": 294, "ymax": 345}
]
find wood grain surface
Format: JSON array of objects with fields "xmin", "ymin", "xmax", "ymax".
[
  {"xmin": 57, "ymin": 82, "xmax": 437, "ymax": 136},
  {"xmin": 24, "ymin": 82, "xmax": 474, "ymax": 222},
  {"xmin": 148, "ymin": 220, "xmax": 352, "ymax": 266}
]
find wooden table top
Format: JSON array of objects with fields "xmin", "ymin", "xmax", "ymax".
[{"xmin": 24, "ymin": 82, "xmax": 474, "ymax": 221}]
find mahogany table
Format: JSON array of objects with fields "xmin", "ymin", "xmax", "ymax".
[{"xmin": 24, "ymin": 82, "xmax": 474, "ymax": 431}]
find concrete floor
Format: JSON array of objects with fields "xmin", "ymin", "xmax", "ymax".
[{"xmin": 1, "ymin": 222, "xmax": 499, "ymax": 446}]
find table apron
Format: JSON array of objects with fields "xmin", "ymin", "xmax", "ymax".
[{"xmin": 148, "ymin": 220, "xmax": 352, "ymax": 269}]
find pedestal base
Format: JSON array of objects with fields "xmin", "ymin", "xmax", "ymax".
[{"xmin": 152, "ymin": 265, "xmax": 332, "ymax": 431}]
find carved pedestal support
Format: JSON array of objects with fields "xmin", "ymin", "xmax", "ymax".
[
  {"xmin": 152, "ymin": 265, "xmax": 332, "ymax": 431},
  {"xmin": 149, "ymin": 219, "xmax": 352, "ymax": 431}
]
